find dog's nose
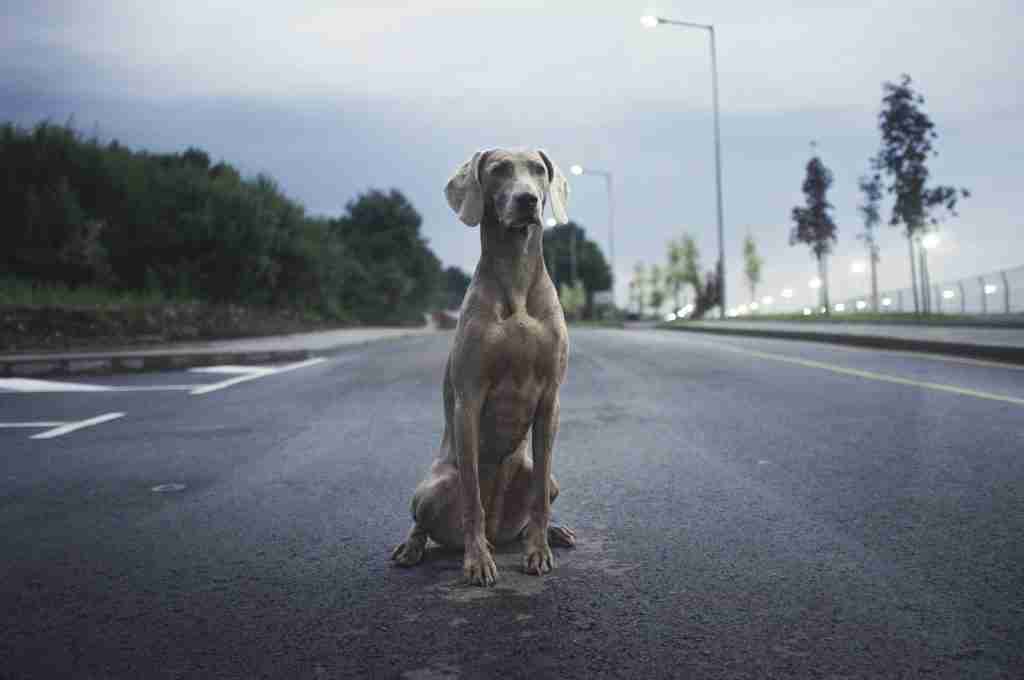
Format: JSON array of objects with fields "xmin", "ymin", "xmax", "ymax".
[{"xmin": 514, "ymin": 193, "xmax": 539, "ymax": 211}]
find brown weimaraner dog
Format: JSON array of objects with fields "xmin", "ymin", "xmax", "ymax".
[{"xmin": 392, "ymin": 148, "xmax": 576, "ymax": 586}]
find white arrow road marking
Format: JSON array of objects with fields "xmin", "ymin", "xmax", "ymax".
[
  {"xmin": 188, "ymin": 357, "xmax": 326, "ymax": 395},
  {"xmin": 0, "ymin": 378, "xmax": 199, "ymax": 393},
  {"xmin": 0, "ymin": 378, "xmax": 113, "ymax": 392},
  {"xmin": 0, "ymin": 412, "xmax": 127, "ymax": 440}
]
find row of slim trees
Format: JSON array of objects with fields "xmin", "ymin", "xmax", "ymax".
[{"xmin": 633, "ymin": 74, "xmax": 969, "ymax": 319}]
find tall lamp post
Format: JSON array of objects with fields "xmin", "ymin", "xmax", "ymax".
[
  {"xmin": 641, "ymin": 14, "xmax": 726, "ymax": 319},
  {"xmin": 569, "ymin": 164, "xmax": 616, "ymax": 308}
]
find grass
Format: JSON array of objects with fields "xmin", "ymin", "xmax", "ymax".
[{"xmin": 0, "ymin": 277, "xmax": 187, "ymax": 308}]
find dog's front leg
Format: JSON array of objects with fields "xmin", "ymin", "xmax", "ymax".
[
  {"xmin": 454, "ymin": 395, "xmax": 498, "ymax": 586},
  {"xmin": 524, "ymin": 389, "xmax": 558, "ymax": 575}
]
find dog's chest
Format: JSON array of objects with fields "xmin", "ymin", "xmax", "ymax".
[
  {"xmin": 477, "ymin": 313, "xmax": 565, "ymax": 459},
  {"xmin": 486, "ymin": 312, "xmax": 563, "ymax": 378}
]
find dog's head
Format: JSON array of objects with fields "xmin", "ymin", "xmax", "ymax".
[{"xmin": 445, "ymin": 148, "xmax": 569, "ymax": 231}]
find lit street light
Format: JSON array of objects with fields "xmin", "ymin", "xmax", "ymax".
[
  {"xmin": 569, "ymin": 163, "xmax": 616, "ymax": 307},
  {"xmin": 641, "ymin": 14, "xmax": 726, "ymax": 319}
]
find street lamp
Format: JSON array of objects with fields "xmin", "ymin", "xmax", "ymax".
[
  {"xmin": 569, "ymin": 163, "xmax": 616, "ymax": 307},
  {"xmin": 641, "ymin": 14, "xmax": 726, "ymax": 319}
]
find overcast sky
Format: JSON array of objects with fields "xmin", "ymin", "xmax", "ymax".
[{"xmin": 3, "ymin": 1, "xmax": 1021, "ymax": 310}]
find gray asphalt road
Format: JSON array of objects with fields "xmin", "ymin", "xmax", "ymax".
[{"xmin": 2, "ymin": 329, "xmax": 1023, "ymax": 678}]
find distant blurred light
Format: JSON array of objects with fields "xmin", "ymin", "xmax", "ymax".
[
  {"xmin": 834, "ymin": 303, "xmax": 846, "ymax": 312},
  {"xmin": 762, "ymin": 296, "xmax": 774, "ymax": 305},
  {"xmin": 802, "ymin": 307, "xmax": 812, "ymax": 316},
  {"xmin": 545, "ymin": 217, "xmax": 557, "ymax": 227},
  {"xmin": 855, "ymin": 300, "xmax": 867, "ymax": 310},
  {"xmin": 809, "ymin": 277, "xmax": 822, "ymax": 289},
  {"xmin": 640, "ymin": 15, "xmax": 659, "ymax": 28},
  {"xmin": 749, "ymin": 301, "xmax": 759, "ymax": 311},
  {"xmin": 942, "ymin": 289, "xmax": 955, "ymax": 299},
  {"xmin": 665, "ymin": 312, "xmax": 677, "ymax": 321},
  {"xmin": 851, "ymin": 261, "xmax": 866, "ymax": 274},
  {"xmin": 881, "ymin": 297, "xmax": 892, "ymax": 307},
  {"xmin": 727, "ymin": 308, "xmax": 738, "ymax": 317},
  {"xmin": 781, "ymin": 288, "xmax": 794, "ymax": 299},
  {"xmin": 984, "ymin": 284, "xmax": 998, "ymax": 295},
  {"xmin": 819, "ymin": 306, "xmax": 827, "ymax": 314},
  {"xmin": 570, "ymin": 164, "xmax": 584, "ymax": 176},
  {"xmin": 921, "ymin": 233, "xmax": 940, "ymax": 250},
  {"xmin": 738, "ymin": 304, "xmax": 749, "ymax": 315}
]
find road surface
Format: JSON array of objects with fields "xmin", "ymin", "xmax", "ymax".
[{"xmin": 2, "ymin": 329, "xmax": 1023, "ymax": 678}]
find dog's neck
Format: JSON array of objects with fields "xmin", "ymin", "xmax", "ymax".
[{"xmin": 477, "ymin": 213, "xmax": 548, "ymax": 317}]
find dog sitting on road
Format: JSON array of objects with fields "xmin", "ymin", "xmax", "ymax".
[{"xmin": 391, "ymin": 148, "xmax": 576, "ymax": 586}]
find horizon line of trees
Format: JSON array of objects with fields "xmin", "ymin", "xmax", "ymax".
[{"xmin": 1, "ymin": 120, "xmax": 459, "ymax": 324}]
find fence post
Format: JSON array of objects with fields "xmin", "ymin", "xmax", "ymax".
[
  {"xmin": 958, "ymin": 281, "xmax": 966, "ymax": 314},
  {"xmin": 979, "ymin": 276, "xmax": 987, "ymax": 315},
  {"xmin": 1002, "ymin": 270, "xmax": 1011, "ymax": 313}
]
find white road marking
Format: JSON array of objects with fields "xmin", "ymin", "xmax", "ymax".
[
  {"xmin": 0, "ymin": 378, "xmax": 200, "ymax": 393},
  {"xmin": 29, "ymin": 412, "xmax": 125, "ymax": 439},
  {"xmin": 678, "ymin": 336, "xmax": 1024, "ymax": 407},
  {"xmin": 0, "ymin": 421, "xmax": 65, "ymax": 428},
  {"xmin": 0, "ymin": 378, "xmax": 112, "ymax": 392},
  {"xmin": 0, "ymin": 357, "xmax": 326, "ymax": 395},
  {"xmin": 189, "ymin": 357, "xmax": 326, "ymax": 395}
]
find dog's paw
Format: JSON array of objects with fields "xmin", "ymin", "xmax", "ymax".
[
  {"xmin": 463, "ymin": 542, "xmax": 498, "ymax": 587},
  {"xmin": 548, "ymin": 525, "xmax": 576, "ymax": 548},
  {"xmin": 391, "ymin": 539, "xmax": 425, "ymax": 567},
  {"xmin": 523, "ymin": 543, "xmax": 554, "ymax": 576}
]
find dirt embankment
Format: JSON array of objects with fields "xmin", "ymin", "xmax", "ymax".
[{"xmin": 0, "ymin": 303, "xmax": 355, "ymax": 353}]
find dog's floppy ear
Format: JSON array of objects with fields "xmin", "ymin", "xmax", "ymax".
[
  {"xmin": 445, "ymin": 150, "xmax": 490, "ymax": 227},
  {"xmin": 538, "ymin": 149, "xmax": 569, "ymax": 225}
]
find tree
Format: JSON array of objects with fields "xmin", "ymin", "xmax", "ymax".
[
  {"xmin": 542, "ymin": 221, "xmax": 612, "ymax": 318},
  {"xmin": 648, "ymin": 264, "xmax": 664, "ymax": 316},
  {"xmin": 857, "ymin": 174, "xmax": 883, "ymax": 312},
  {"xmin": 559, "ymin": 280, "xmax": 586, "ymax": 320},
  {"xmin": 871, "ymin": 74, "xmax": 969, "ymax": 314},
  {"xmin": 441, "ymin": 266, "xmax": 471, "ymax": 310},
  {"xmin": 665, "ymin": 239, "xmax": 684, "ymax": 312},
  {"xmin": 332, "ymin": 189, "xmax": 441, "ymax": 324},
  {"xmin": 790, "ymin": 154, "xmax": 837, "ymax": 314},
  {"xmin": 742, "ymin": 234, "xmax": 763, "ymax": 306},
  {"xmin": 631, "ymin": 262, "xmax": 647, "ymax": 317}
]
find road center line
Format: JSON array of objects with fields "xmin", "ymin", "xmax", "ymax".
[
  {"xmin": 684, "ymin": 338, "xmax": 1024, "ymax": 407},
  {"xmin": 30, "ymin": 412, "xmax": 126, "ymax": 439},
  {"xmin": 0, "ymin": 421, "xmax": 65, "ymax": 428}
]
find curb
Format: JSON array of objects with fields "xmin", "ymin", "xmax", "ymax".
[
  {"xmin": 660, "ymin": 324, "xmax": 1024, "ymax": 366},
  {"xmin": 0, "ymin": 349, "xmax": 314, "ymax": 378},
  {"xmin": 0, "ymin": 329, "xmax": 439, "ymax": 378}
]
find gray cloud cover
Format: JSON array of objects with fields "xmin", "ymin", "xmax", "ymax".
[{"xmin": 3, "ymin": 1, "xmax": 1021, "ymax": 308}]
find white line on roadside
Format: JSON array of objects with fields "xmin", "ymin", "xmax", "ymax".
[
  {"xmin": 0, "ymin": 421, "xmax": 65, "ymax": 428},
  {"xmin": 0, "ymin": 378, "xmax": 112, "ymax": 392},
  {"xmin": 0, "ymin": 378, "xmax": 201, "ymax": 394},
  {"xmin": 29, "ymin": 412, "xmax": 125, "ymax": 439},
  {"xmin": 188, "ymin": 357, "xmax": 326, "ymax": 395}
]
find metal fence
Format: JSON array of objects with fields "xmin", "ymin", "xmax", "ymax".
[{"xmin": 834, "ymin": 264, "xmax": 1024, "ymax": 315}]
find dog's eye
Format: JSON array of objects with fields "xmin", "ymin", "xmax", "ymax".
[
  {"xmin": 527, "ymin": 162, "xmax": 547, "ymax": 177},
  {"xmin": 490, "ymin": 161, "xmax": 513, "ymax": 176}
]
